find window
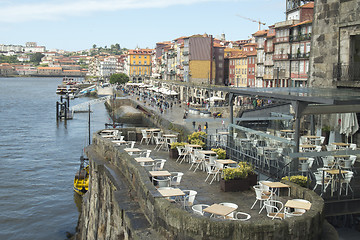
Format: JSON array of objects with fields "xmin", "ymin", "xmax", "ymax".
[
  {"xmin": 139, "ymin": 56, "xmax": 141, "ymax": 59},
  {"xmin": 133, "ymin": 61, "xmax": 136, "ymax": 65},
  {"xmin": 144, "ymin": 61, "xmax": 147, "ymax": 65},
  {"xmin": 144, "ymin": 56, "xmax": 147, "ymax": 59},
  {"xmin": 139, "ymin": 61, "xmax": 141, "ymax": 64}
]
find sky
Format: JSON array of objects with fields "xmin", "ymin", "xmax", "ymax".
[{"xmin": 0, "ymin": 0, "xmax": 286, "ymax": 52}]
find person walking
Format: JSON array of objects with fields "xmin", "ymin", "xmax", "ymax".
[
  {"xmin": 198, "ymin": 124, "xmax": 202, "ymax": 132},
  {"xmin": 205, "ymin": 122, "xmax": 208, "ymax": 134},
  {"xmin": 192, "ymin": 121, "xmax": 196, "ymax": 131}
]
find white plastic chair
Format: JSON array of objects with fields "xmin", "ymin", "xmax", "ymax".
[
  {"xmin": 204, "ymin": 162, "xmax": 221, "ymax": 184},
  {"xmin": 339, "ymin": 171, "xmax": 354, "ymax": 195},
  {"xmin": 170, "ymin": 172, "xmax": 184, "ymax": 186},
  {"xmin": 153, "ymin": 159, "xmax": 166, "ymax": 171},
  {"xmin": 233, "ymin": 212, "xmax": 251, "ymax": 221},
  {"xmin": 192, "ymin": 204, "xmax": 210, "ymax": 216},
  {"xmin": 313, "ymin": 171, "xmax": 331, "ymax": 196},
  {"xmin": 264, "ymin": 200, "xmax": 285, "ymax": 220},
  {"xmin": 251, "ymin": 185, "xmax": 271, "ymax": 213},
  {"xmin": 154, "ymin": 136, "xmax": 166, "ymax": 151},
  {"xmin": 176, "ymin": 146, "xmax": 188, "ymax": 162},
  {"xmin": 153, "ymin": 177, "xmax": 170, "ymax": 188},
  {"xmin": 140, "ymin": 129, "xmax": 151, "ymax": 145},
  {"xmin": 182, "ymin": 190, "xmax": 197, "ymax": 209}
]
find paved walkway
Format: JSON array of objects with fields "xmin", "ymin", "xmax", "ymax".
[{"xmin": 120, "ymin": 91, "xmax": 229, "ymax": 135}]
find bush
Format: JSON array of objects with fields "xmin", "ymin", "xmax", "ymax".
[
  {"xmin": 187, "ymin": 131, "xmax": 207, "ymax": 148},
  {"xmin": 281, "ymin": 175, "xmax": 308, "ymax": 187},
  {"xmin": 170, "ymin": 142, "xmax": 187, "ymax": 150},
  {"xmin": 222, "ymin": 162, "xmax": 254, "ymax": 180},
  {"xmin": 211, "ymin": 148, "xmax": 226, "ymax": 159}
]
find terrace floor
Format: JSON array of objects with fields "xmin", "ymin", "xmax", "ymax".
[{"xmin": 127, "ymin": 140, "xmax": 293, "ymax": 222}]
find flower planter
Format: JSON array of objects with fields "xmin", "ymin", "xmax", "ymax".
[
  {"xmin": 169, "ymin": 148, "xmax": 179, "ymax": 159},
  {"xmin": 220, "ymin": 174, "xmax": 258, "ymax": 192}
]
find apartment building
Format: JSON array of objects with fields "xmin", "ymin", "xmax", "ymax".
[
  {"xmin": 253, "ymin": 30, "xmax": 268, "ymax": 87},
  {"xmin": 264, "ymin": 26, "xmax": 276, "ymax": 87},
  {"xmin": 128, "ymin": 48, "xmax": 153, "ymax": 82},
  {"xmin": 243, "ymin": 43, "xmax": 257, "ymax": 87}
]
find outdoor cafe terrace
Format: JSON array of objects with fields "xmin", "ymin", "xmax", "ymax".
[{"xmin": 96, "ymin": 128, "xmax": 323, "ymax": 224}]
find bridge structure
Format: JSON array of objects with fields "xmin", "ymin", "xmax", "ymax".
[{"xmin": 71, "ymin": 96, "xmax": 111, "ymax": 113}]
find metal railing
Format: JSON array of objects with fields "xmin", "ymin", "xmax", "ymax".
[{"xmin": 333, "ymin": 63, "xmax": 360, "ymax": 81}]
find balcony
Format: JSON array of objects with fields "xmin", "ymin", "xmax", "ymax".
[
  {"xmin": 273, "ymin": 54, "xmax": 289, "ymax": 60},
  {"xmin": 289, "ymin": 33, "xmax": 311, "ymax": 42},
  {"xmin": 291, "ymin": 72, "xmax": 308, "ymax": 79},
  {"xmin": 274, "ymin": 37, "xmax": 289, "ymax": 43},
  {"xmin": 333, "ymin": 63, "xmax": 360, "ymax": 81},
  {"xmin": 289, "ymin": 52, "xmax": 310, "ymax": 59},
  {"xmin": 183, "ymin": 51, "xmax": 189, "ymax": 56}
]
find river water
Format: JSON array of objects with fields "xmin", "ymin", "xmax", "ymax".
[{"xmin": 0, "ymin": 77, "xmax": 110, "ymax": 240}]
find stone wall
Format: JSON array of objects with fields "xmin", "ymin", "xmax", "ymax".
[
  {"xmin": 75, "ymin": 134, "xmax": 325, "ymax": 240},
  {"xmin": 309, "ymin": 0, "xmax": 360, "ymax": 87}
]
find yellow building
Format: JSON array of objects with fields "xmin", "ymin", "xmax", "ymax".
[
  {"xmin": 231, "ymin": 53, "xmax": 247, "ymax": 87},
  {"xmin": 128, "ymin": 49, "xmax": 153, "ymax": 82},
  {"xmin": 238, "ymin": 54, "xmax": 248, "ymax": 87}
]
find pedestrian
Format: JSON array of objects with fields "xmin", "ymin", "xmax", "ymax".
[
  {"xmin": 187, "ymin": 102, "xmax": 190, "ymax": 108},
  {"xmin": 192, "ymin": 121, "xmax": 196, "ymax": 131},
  {"xmin": 222, "ymin": 120, "xmax": 225, "ymax": 129},
  {"xmin": 198, "ymin": 124, "xmax": 202, "ymax": 132},
  {"xmin": 205, "ymin": 122, "xmax": 208, "ymax": 133}
]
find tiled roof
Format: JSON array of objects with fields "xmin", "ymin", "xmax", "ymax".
[
  {"xmin": 253, "ymin": 30, "xmax": 268, "ymax": 37},
  {"xmin": 301, "ymin": 2, "xmax": 314, "ymax": 9},
  {"xmin": 291, "ymin": 19, "xmax": 312, "ymax": 27}
]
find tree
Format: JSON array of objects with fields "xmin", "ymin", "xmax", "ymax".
[
  {"xmin": 109, "ymin": 73, "xmax": 129, "ymax": 84},
  {"xmin": 93, "ymin": 44, "xmax": 97, "ymax": 49},
  {"xmin": 30, "ymin": 52, "xmax": 44, "ymax": 65}
]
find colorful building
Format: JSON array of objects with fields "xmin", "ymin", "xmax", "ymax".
[{"xmin": 128, "ymin": 49, "xmax": 153, "ymax": 82}]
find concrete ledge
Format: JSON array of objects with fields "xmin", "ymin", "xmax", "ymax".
[{"xmin": 87, "ymin": 133, "xmax": 325, "ymax": 239}]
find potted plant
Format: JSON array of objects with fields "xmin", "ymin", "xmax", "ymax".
[
  {"xmin": 187, "ymin": 131, "xmax": 207, "ymax": 148},
  {"xmin": 281, "ymin": 175, "xmax": 308, "ymax": 188},
  {"xmin": 220, "ymin": 162, "xmax": 257, "ymax": 192},
  {"xmin": 169, "ymin": 142, "xmax": 187, "ymax": 159},
  {"xmin": 321, "ymin": 125, "xmax": 331, "ymax": 145},
  {"xmin": 211, "ymin": 148, "xmax": 226, "ymax": 159}
]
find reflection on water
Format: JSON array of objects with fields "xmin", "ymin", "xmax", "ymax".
[{"xmin": 73, "ymin": 192, "xmax": 83, "ymax": 214}]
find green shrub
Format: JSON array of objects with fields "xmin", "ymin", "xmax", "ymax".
[
  {"xmin": 187, "ymin": 131, "xmax": 207, "ymax": 147},
  {"xmin": 281, "ymin": 175, "xmax": 308, "ymax": 187},
  {"xmin": 222, "ymin": 162, "xmax": 254, "ymax": 180},
  {"xmin": 170, "ymin": 142, "xmax": 187, "ymax": 150},
  {"xmin": 211, "ymin": 148, "xmax": 226, "ymax": 159}
]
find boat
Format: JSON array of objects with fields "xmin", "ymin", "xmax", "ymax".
[
  {"xmin": 73, "ymin": 156, "xmax": 89, "ymax": 195},
  {"xmin": 73, "ymin": 104, "xmax": 91, "ymax": 195},
  {"xmin": 56, "ymin": 85, "xmax": 68, "ymax": 95}
]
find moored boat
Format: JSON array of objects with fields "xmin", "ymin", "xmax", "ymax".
[
  {"xmin": 73, "ymin": 156, "xmax": 89, "ymax": 195},
  {"xmin": 56, "ymin": 85, "xmax": 68, "ymax": 95}
]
